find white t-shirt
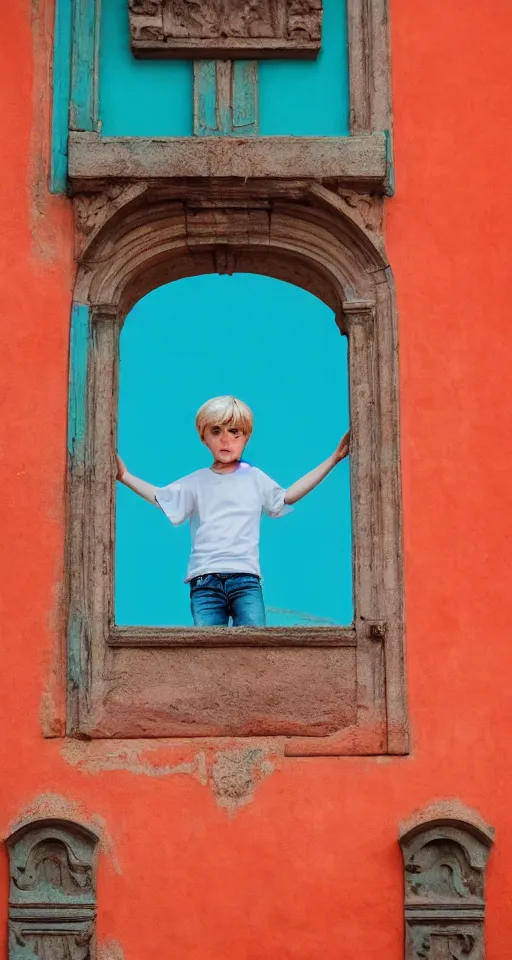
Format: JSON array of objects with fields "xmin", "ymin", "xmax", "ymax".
[{"xmin": 155, "ymin": 463, "xmax": 292, "ymax": 581}]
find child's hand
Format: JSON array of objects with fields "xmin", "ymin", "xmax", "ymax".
[
  {"xmin": 116, "ymin": 453, "xmax": 127, "ymax": 481},
  {"xmin": 333, "ymin": 431, "xmax": 350, "ymax": 463}
]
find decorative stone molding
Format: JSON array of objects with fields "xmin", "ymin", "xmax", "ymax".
[
  {"xmin": 399, "ymin": 809, "xmax": 494, "ymax": 960},
  {"xmin": 129, "ymin": 0, "xmax": 322, "ymax": 60},
  {"xmin": 7, "ymin": 819, "xmax": 98, "ymax": 960},
  {"xmin": 64, "ymin": 177, "xmax": 406, "ymax": 754}
]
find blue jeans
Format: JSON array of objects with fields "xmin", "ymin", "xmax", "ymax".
[{"xmin": 189, "ymin": 573, "xmax": 266, "ymax": 627}]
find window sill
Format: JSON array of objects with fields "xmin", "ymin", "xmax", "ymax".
[{"xmin": 109, "ymin": 625, "xmax": 358, "ymax": 648}]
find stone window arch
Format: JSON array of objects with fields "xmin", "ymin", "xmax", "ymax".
[{"xmin": 66, "ymin": 182, "xmax": 405, "ymax": 755}]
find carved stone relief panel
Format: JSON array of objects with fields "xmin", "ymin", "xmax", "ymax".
[
  {"xmin": 7, "ymin": 819, "xmax": 98, "ymax": 960},
  {"xmin": 129, "ymin": 0, "xmax": 323, "ymax": 59},
  {"xmin": 399, "ymin": 810, "xmax": 494, "ymax": 960}
]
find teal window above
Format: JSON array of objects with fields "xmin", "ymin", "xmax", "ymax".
[{"xmin": 99, "ymin": 0, "xmax": 349, "ymax": 137}]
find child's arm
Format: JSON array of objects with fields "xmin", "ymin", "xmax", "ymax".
[
  {"xmin": 116, "ymin": 454, "xmax": 158, "ymax": 505},
  {"xmin": 284, "ymin": 432, "xmax": 350, "ymax": 505}
]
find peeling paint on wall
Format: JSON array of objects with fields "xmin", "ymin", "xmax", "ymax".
[
  {"xmin": 40, "ymin": 577, "xmax": 67, "ymax": 738},
  {"xmin": 30, "ymin": 0, "xmax": 74, "ymax": 261},
  {"xmin": 210, "ymin": 748, "xmax": 275, "ymax": 813},
  {"xmin": 97, "ymin": 940, "xmax": 125, "ymax": 960},
  {"xmin": 61, "ymin": 740, "xmax": 282, "ymax": 811},
  {"xmin": 61, "ymin": 739, "xmax": 209, "ymax": 783}
]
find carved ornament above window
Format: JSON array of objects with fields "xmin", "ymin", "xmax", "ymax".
[
  {"xmin": 399, "ymin": 808, "xmax": 494, "ymax": 960},
  {"xmin": 7, "ymin": 819, "xmax": 98, "ymax": 960},
  {"xmin": 129, "ymin": 0, "xmax": 323, "ymax": 59}
]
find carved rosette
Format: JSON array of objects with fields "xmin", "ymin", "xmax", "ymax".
[
  {"xmin": 7, "ymin": 819, "xmax": 98, "ymax": 960},
  {"xmin": 129, "ymin": 0, "xmax": 322, "ymax": 59},
  {"xmin": 399, "ymin": 811, "xmax": 494, "ymax": 960}
]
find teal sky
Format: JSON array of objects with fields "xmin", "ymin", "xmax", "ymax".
[{"xmin": 116, "ymin": 274, "xmax": 353, "ymax": 627}]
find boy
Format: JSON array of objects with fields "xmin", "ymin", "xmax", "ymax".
[{"xmin": 116, "ymin": 396, "xmax": 349, "ymax": 627}]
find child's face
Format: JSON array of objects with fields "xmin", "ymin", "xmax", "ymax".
[{"xmin": 203, "ymin": 423, "xmax": 247, "ymax": 464}]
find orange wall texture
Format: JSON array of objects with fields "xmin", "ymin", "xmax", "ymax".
[{"xmin": 1, "ymin": 1, "xmax": 512, "ymax": 957}]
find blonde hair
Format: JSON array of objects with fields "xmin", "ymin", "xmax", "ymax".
[{"xmin": 195, "ymin": 396, "xmax": 253, "ymax": 441}]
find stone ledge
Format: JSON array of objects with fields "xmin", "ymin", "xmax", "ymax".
[
  {"xmin": 109, "ymin": 625, "xmax": 358, "ymax": 648},
  {"xmin": 68, "ymin": 132, "xmax": 389, "ymax": 191}
]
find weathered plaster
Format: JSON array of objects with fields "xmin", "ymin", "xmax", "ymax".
[
  {"xmin": 210, "ymin": 749, "xmax": 276, "ymax": 813},
  {"xmin": 399, "ymin": 800, "xmax": 495, "ymax": 843},
  {"xmin": 97, "ymin": 942, "xmax": 125, "ymax": 960},
  {"xmin": 40, "ymin": 576, "xmax": 67, "ymax": 738},
  {"xmin": 61, "ymin": 740, "xmax": 209, "ymax": 782},
  {"xmin": 31, "ymin": 0, "xmax": 74, "ymax": 260},
  {"xmin": 60, "ymin": 740, "xmax": 282, "ymax": 811}
]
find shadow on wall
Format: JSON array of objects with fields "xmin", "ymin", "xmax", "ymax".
[{"xmin": 115, "ymin": 274, "xmax": 352, "ymax": 627}]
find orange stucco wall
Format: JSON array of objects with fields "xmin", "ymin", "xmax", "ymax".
[{"xmin": 1, "ymin": 1, "xmax": 512, "ymax": 957}]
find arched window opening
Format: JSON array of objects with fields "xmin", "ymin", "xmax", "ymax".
[{"xmin": 115, "ymin": 274, "xmax": 352, "ymax": 628}]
